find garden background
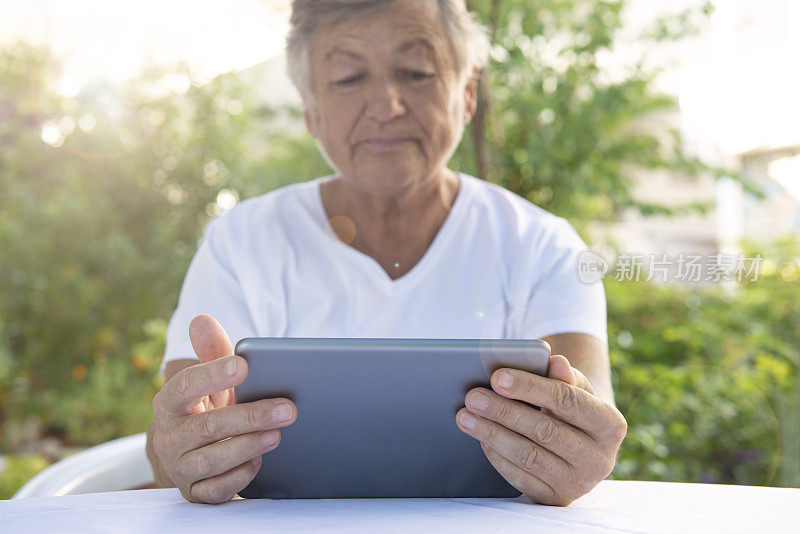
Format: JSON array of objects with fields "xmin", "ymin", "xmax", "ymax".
[{"xmin": 1, "ymin": 0, "xmax": 798, "ymax": 497}]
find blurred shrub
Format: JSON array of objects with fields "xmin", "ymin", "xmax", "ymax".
[
  {"xmin": 0, "ymin": 455, "xmax": 49, "ymax": 499},
  {"xmin": 457, "ymin": 0, "xmax": 761, "ymax": 228},
  {"xmin": 609, "ymin": 237, "xmax": 800, "ymax": 486},
  {"xmin": 0, "ymin": 43, "xmax": 329, "ymax": 451}
]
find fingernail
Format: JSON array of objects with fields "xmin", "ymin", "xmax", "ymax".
[
  {"xmin": 273, "ymin": 403, "xmax": 292, "ymax": 422},
  {"xmin": 467, "ymin": 392, "xmax": 489, "ymax": 411},
  {"xmin": 262, "ymin": 431, "xmax": 279, "ymax": 446},
  {"xmin": 498, "ymin": 371, "xmax": 513, "ymax": 388},
  {"xmin": 224, "ymin": 357, "xmax": 237, "ymax": 376},
  {"xmin": 459, "ymin": 411, "xmax": 477, "ymax": 430}
]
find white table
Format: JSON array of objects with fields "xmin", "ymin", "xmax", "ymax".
[{"xmin": 2, "ymin": 480, "xmax": 799, "ymax": 533}]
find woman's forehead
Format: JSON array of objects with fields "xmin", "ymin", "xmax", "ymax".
[
  {"xmin": 313, "ymin": 3, "xmax": 449, "ymax": 61},
  {"xmin": 323, "ymin": 36, "xmax": 438, "ymax": 63}
]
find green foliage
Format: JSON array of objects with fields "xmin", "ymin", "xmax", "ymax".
[
  {"xmin": 608, "ymin": 238, "xmax": 800, "ymax": 486},
  {"xmin": 0, "ymin": 42, "xmax": 327, "ymax": 451},
  {"xmin": 0, "ymin": 455, "xmax": 50, "ymax": 499},
  {"xmin": 453, "ymin": 0, "xmax": 763, "ymax": 226}
]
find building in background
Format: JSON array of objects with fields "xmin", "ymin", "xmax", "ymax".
[
  {"xmin": 732, "ymin": 145, "xmax": 800, "ymax": 246},
  {"xmin": 602, "ymin": 0, "xmax": 800, "ymax": 284},
  {"xmin": 7, "ymin": 0, "xmax": 794, "ymax": 283}
]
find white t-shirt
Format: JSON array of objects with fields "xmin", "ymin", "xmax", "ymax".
[{"xmin": 160, "ymin": 172, "xmax": 607, "ymax": 376}]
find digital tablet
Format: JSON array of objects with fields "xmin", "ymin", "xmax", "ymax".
[{"xmin": 234, "ymin": 337, "xmax": 551, "ymax": 499}]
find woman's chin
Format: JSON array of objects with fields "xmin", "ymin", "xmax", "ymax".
[{"xmin": 349, "ymin": 165, "xmax": 431, "ymax": 192}]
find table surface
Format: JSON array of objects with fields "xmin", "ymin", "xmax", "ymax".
[{"xmin": 2, "ymin": 480, "xmax": 799, "ymax": 533}]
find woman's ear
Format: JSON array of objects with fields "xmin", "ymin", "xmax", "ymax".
[
  {"xmin": 304, "ymin": 101, "xmax": 319, "ymax": 139},
  {"xmin": 463, "ymin": 65, "xmax": 480, "ymax": 123},
  {"xmin": 303, "ymin": 96, "xmax": 319, "ymax": 139}
]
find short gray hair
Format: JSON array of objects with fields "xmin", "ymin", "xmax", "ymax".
[{"xmin": 286, "ymin": 0, "xmax": 491, "ymax": 105}]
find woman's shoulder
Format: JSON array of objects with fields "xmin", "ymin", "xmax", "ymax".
[
  {"xmin": 208, "ymin": 176, "xmax": 327, "ymax": 238},
  {"xmin": 460, "ymin": 175, "xmax": 593, "ymax": 296},
  {"xmin": 230, "ymin": 177, "xmax": 323, "ymax": 218},
  {"xmin": 460, "ymin": 173, "xmax": 575, "ymax": 243}
]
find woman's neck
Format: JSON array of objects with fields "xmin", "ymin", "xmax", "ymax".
[{"xmin": 320, "ymin": 169, "xmax": 460, "ymax": 279}]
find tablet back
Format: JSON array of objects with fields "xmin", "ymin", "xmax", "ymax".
[{"xmin": 234, "ymin": 337, "xmax": 549, "ymax": 499}]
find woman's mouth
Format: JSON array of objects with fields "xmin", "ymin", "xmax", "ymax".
[{"xmin": 362, "ymin": 138, "xmax": 413, "ymax": 151}]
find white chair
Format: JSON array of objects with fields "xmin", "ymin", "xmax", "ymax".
[{"xmin": 12, "ymin": 433, "xmax": 154, "ymax": 498}]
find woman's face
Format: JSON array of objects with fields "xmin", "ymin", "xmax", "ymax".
[{"xmin": 304, "ymin": 0, "xmax": 477, "ymax": 194}]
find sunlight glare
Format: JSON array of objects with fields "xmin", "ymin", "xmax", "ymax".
[
  {"xmin": 58, "ymin": 116, "xmax": 75, "ymax": 136},
  {"xmin": 41, "ymin": 122, "xmax": 64, "ymax": 147},
  {"xmin": 216, "ymin": 189, "xmax": 239, "ymax": 211},
  {"xmin": 78, "ymin": 114, "xmax": 97, "ymax": 132},
  {"xmin": 0, "ymin": 0, "xmax": 289, "ymax": 90},
  {"xmin": 768, "ymin": 156, "xmax": 800, "ymax": 204}
]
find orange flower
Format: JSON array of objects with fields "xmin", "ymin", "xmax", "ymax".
[
  {"xmin": 132, "ymin": 354, "xmax": 148, "ymax": 370},
  {"xmin": 72, "ymin": 364, "xmax": 88, "ymax": 381}
]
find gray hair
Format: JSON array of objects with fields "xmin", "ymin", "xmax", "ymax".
[{"xmin": 285, "ymin": 0, "xmax": 491, "ymax": 106}]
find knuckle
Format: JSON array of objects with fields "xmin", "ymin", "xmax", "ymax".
[
  {"xmin": 198, "ymin": 413, "xmax": 220, "ymax": 441},
  {"xmin": 173, "ymin": 371, "xmax": 194, "ymax": 400},
  {"xmin": 601, "ymin": 407, "xmax": 628, "ymax": 445},
  {"xmin": 556, "ymin": 384, "xmax": 579, "ymax": 411},
  {"xmin": 248, "ymin": 405, "xmax": 267, "ymax": 429},
  {"xmin": 614, "ymin": 415, "xmax": 629, "ymax": 442},
  {"xmin": 493, "ymin": 399, "xmax": 513, "ymax": 422},
  {"xmin": 532, "ymin": 417, "xmax": 558, "ymax": 445},
  {"xmin": 520, "ymin": 375, "xmax": 537, "ymax": 398},
  {"xmin": 600, "ymin": 455, "xmax": 617, "ymax": 479},
  {"xmin": 520, "ymin": 444, "xmax": 541, "ymax": 471},
  {"xmin": 481, "ymin": 423, "xmax": 499, "ymax": 444}
]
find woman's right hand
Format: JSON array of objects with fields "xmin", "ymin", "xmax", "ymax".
[{"xmin": 150, "ymin": 315, "xmax": 297, "ymax": 504}]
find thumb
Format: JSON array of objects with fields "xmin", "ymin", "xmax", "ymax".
[
  {"xmin": 547, "ymin": 354, "xmax": 576, "ymax": 384},
  {"xmin": 547, "ymin": 354, "xmax": 596, "ymax": 395},
  {"xmin": 189, "ymin": 314, "xmax": 234, "ymax": 364}
]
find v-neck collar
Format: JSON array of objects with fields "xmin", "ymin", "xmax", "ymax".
[{"xmin": 314, "ymin": 172, "xmax": 469, "ymax": 294}]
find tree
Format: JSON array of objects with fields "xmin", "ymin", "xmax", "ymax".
[
  {"xmin": 0, "ymin": 42, "xmax": 328, "ymax": 447},
  {"xmin": 456, "ymin": 0, "xmax": 762, "ymax": 227}
]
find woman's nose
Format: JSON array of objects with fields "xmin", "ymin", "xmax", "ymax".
[{"xmin": 365, "ymin": 76, "xmax": 406, "ymax": 122}]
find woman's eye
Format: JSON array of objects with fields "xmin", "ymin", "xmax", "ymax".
[
  {"xmin": 403, "ymin": 70, "xmax": 434, "ymax": 81},
  {"xmin": 333, "ymin": 74, "xmax": 364, "ymax": 86},
  {"xmin": 332, "ymin": 70, "xmax": 433, "ymax": 87}
]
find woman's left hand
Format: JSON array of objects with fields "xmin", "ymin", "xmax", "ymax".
[{"xmin": 456, "ymin": 355, "xmax": 627, "ymax": 506}]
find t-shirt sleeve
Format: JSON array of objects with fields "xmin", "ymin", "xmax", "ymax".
[
  {"xmin": 513, "ymin": 217, "xmax": 608, "ymax": 346},
  {"xmin": 159, "ymin": 216, "xmax": 258, "ymax": 378}
]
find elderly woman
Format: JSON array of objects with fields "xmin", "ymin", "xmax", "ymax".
[{"xmin": 147, "ymin": 0, "xmax": 626, "ymax": 506}]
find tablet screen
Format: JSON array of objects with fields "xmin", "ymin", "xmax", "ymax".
[{"xmin": 235, "ymin": 337, "xmax": 550, "ymax": 499}]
